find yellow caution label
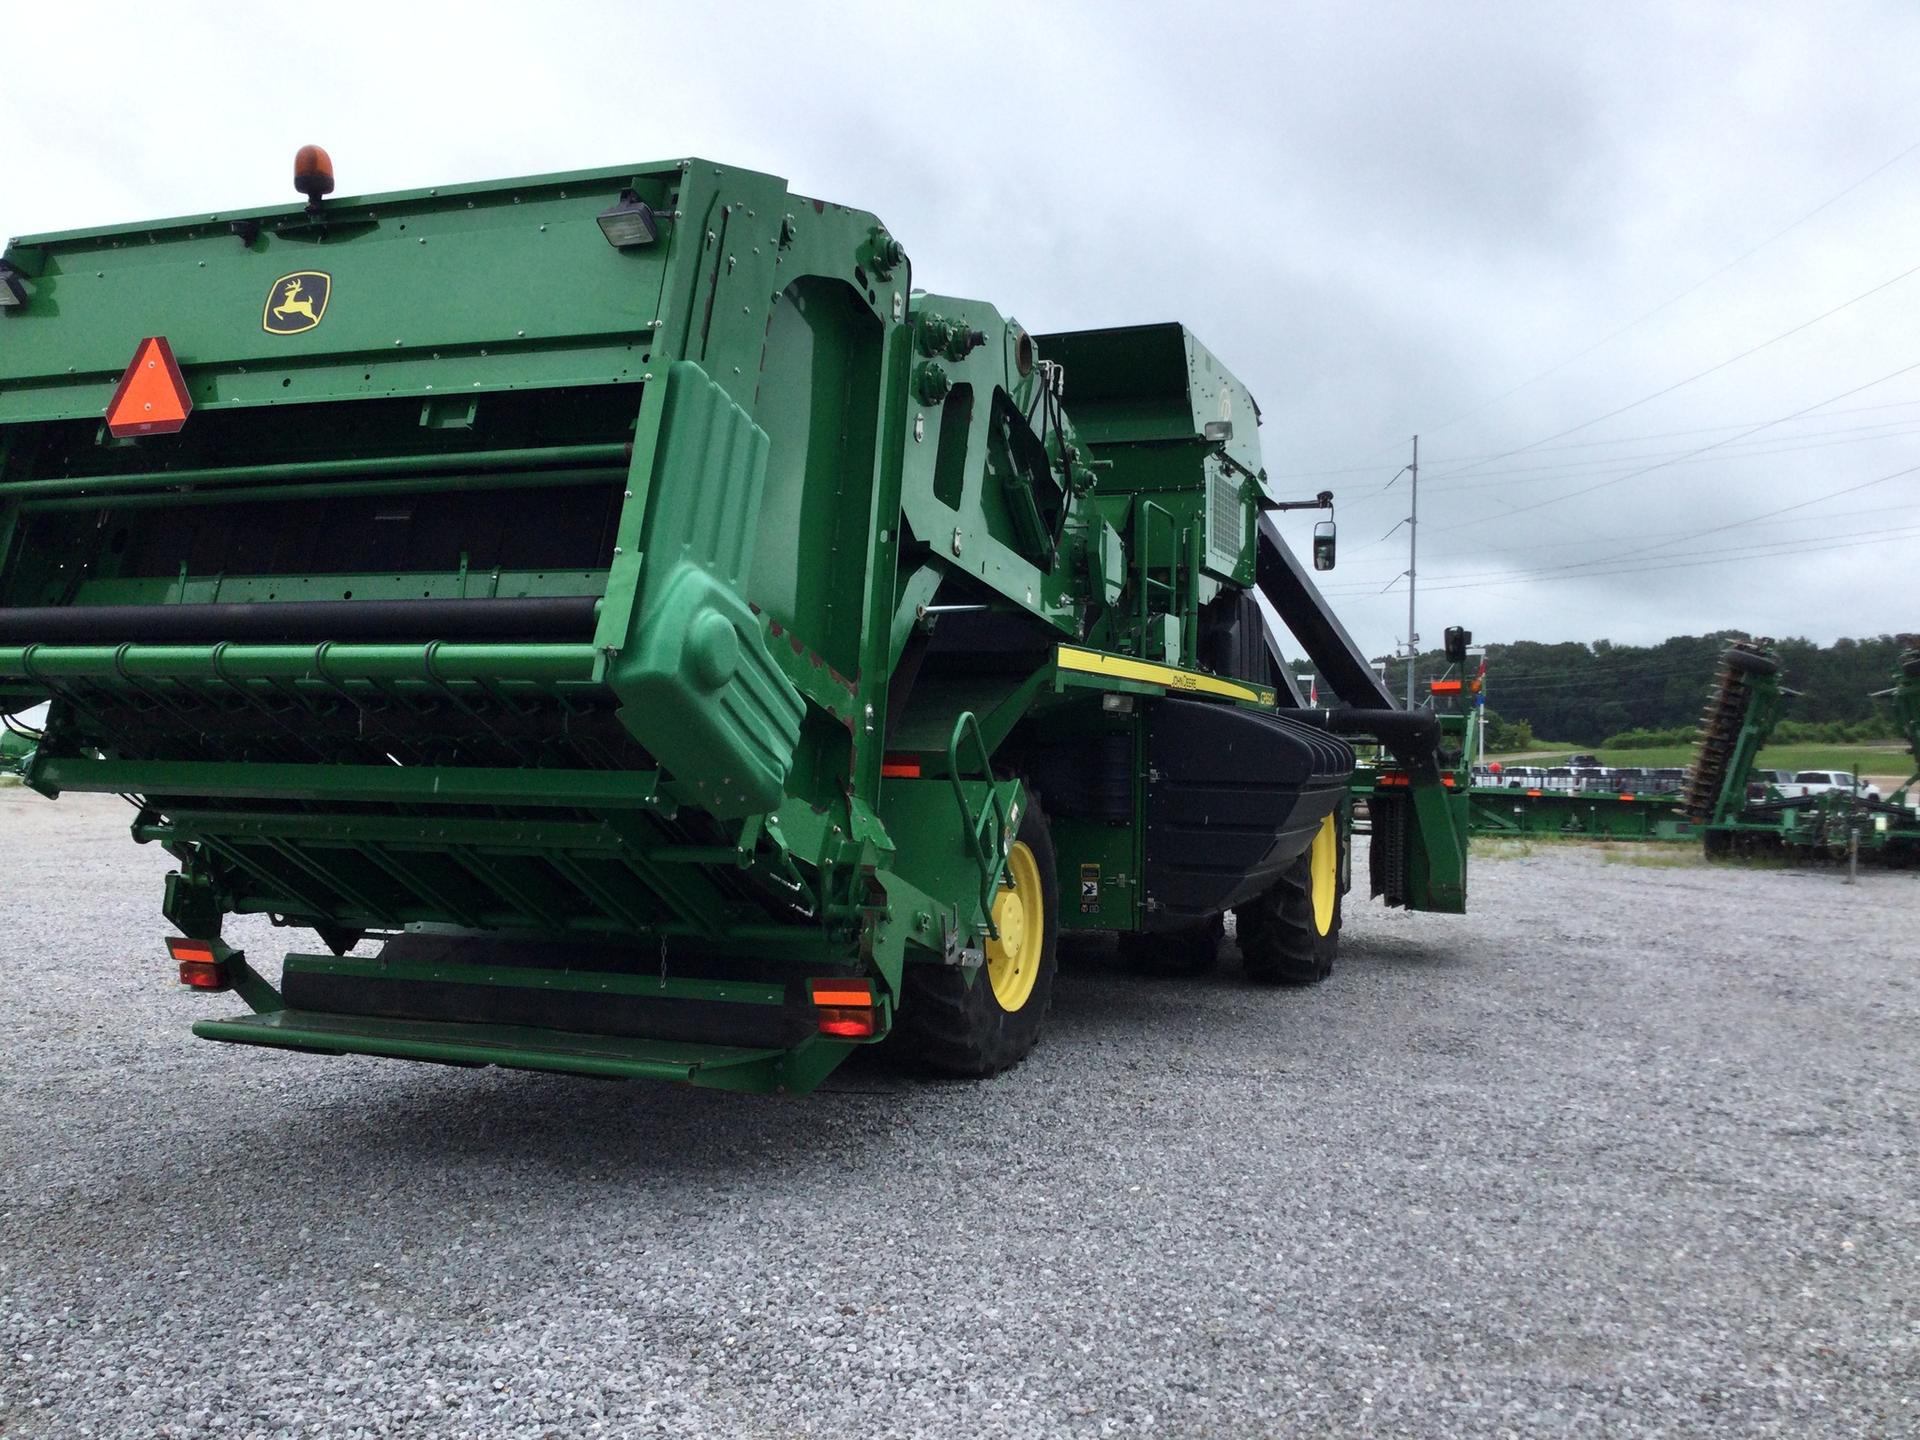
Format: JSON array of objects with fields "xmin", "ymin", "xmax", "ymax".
[{"xmin": 1055, "ymin": 646, "xmax": 1275, "ymax": 706}]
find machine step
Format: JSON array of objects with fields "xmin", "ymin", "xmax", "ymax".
[{"xmin": 193, "ymin": 1009, "xmax": 786, "ymax": 1084}]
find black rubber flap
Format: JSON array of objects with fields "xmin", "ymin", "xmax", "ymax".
[{"xmin": 1141, "ymin": 697, "xmax": 1355, "ymax": 927}]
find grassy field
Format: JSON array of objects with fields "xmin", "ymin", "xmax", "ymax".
[{"xmin": 1500, "ymin": 740, "xmax": 1912, "ymax": 777}]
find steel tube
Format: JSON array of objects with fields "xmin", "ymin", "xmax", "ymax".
[
  {"xmin": 0, "ymin": 596, "xmax": 599, "ymax": 645},
  {"xmin": 0, "ymin": 640, "xmax": 602, "ymax": 683},
  {"xmin": 31, "ymin": 756, "xmax": 659, "ymax": 808},
  {"xmin": 0, "ymin": 443, "xmax": 631, "ymax": 499},
  {"xmin": 20, "ymin": 466, "xmax": 626, "ymax": 514}
]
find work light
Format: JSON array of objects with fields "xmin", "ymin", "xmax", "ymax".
[{"xmin": 597, "ymin": 190, "xmax": 659, "ymax": 248}]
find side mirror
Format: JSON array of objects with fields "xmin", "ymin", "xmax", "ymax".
[
  {"xmin": 1312, "ymin": 519, "xmax": 1336, "ymax": 571},
  {"xmin": 1445, "ymin": 625, "xmax": 1471, "ymax": 664}
]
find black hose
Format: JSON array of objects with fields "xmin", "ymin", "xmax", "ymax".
[{"xmin": 1289, "ymin": 705, "xmax": 1443, "ymax": 779}]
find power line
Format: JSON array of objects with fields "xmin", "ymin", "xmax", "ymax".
[
  {"xmin": 1323, "ymin": 521, "xmax": 1920, "ymax": 599},
  {"xmin": 1332, "ymin": 418, "xmax": 1920, "ymax": 502},
  {"xmin": 1324, "ymin": 364, "xmax": 1920, "ymax": 568},
  {"xmin": 1318, "ymin": 497, "xmax": 1920, "ymax": 590},
  {"xmin": 1417, "ymin": 418, "xmax": 1920, "ymax": 489},
  {"xmin": 1477, "ymin": 664, "xmax": 1724, "ymax": 698},
  {"xmin": 1403, "ymin": 135, "xmax": 1920, "ymax": 443},
  {"xmin": 1270, "ymin": 396, "xmax": 1920, "ymax": 480},
  {"xmin": 1421, "ymin": 357, "xmax": 1920, "ymax": 537},
  {"xmin": 1319, "ymin": 517, "xmax": 1920, "ymax": 595},
  {"xmin": 1468, "ymin": 457, "xmax": 1920, "ymax": 583},
  {"xmin": 1423, "ymin": 270, "xmax": 1920, "ymax": 501},
  {"xmin": 1619, "ymin": 460, "xmax": 1920, "ymax": 557},
  {"xmin": 1325, "ymin": 499, "xmax": 1920, "ymax": 577},
  {"xmin": 1328, "ymin": 134, "xmax": 1920, "ymax": 468}
]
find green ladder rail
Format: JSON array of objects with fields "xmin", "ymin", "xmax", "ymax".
[{"xmin": 946, "ymin": 710, "xmax": 1011, "ymax": 935}]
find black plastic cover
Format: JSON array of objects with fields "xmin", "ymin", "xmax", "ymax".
[{"xmin": 1141, "ymin": 697, "xmax": 1353, "ymax": 927}]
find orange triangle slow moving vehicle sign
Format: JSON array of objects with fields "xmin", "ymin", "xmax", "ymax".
[{"xmin": 105, "ymin": 336, "xmax": 193, "ymax": 438}]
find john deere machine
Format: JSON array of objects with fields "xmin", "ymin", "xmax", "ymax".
[
  {"xmin": 1682, "ymin": 639, "xmax": 1920, "ymax": 863},
  {"xmin": 0, "ymin": 154, "xmax": 1467, "ymax": 1093}
]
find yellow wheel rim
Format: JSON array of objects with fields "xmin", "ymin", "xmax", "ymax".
[
  {"xmin": 1310, "ymin": 813, "xmax": 1338, "ymax": 937},
  {"xmin": 986, "ymin": 840, "xmax": 1045, "ymax": 1013}
]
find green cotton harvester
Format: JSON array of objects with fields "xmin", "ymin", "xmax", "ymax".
[{"xmin": 0, "ymin": 152, "xmax": 1468, "ymax": 1093}]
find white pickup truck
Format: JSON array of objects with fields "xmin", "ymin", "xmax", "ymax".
[{"xmin": 1783, "ymin": 770, "xmax": 1883, "ymax": 803}]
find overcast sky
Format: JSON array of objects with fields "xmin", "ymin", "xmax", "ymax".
[{"xmin": 5, "ymin": 1, "xmax": 1916, "ymax": 662}]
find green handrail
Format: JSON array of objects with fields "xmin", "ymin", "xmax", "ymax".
[{"xmin": 946, "ymin": 710, "xmax": 1010, "ymax": 937}]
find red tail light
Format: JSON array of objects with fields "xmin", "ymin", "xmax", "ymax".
[
  {"xmin": 809, "ymin": 978, "xmax": 878, "ymax": 1038},
  {"xmin": 816, "ymin": 1007, "xmax": 877, "ymax": 1038},
  {"xmin": 166, "ymin": 937, "xmax": 230, "ymax": 991}
]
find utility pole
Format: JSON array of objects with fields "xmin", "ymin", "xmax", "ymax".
[
  {"xmin": 1466, "ymin": 644, "xmax": 1487, "ymax": 764},
  {"xmin": 1405, "ymin": 435, "xmax": 1419, "ymax": 709},
  {"xmin": 1478, "ymin": 654, "xmax": 1487, "ymax": 764},
  {"xmin": 1380, "ymin": 435, "xmax": 1421, "ymax": 707}
]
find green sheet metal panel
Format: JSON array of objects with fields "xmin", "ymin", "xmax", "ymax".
[
  {"xmin": 608, "ymin": 361, "xmax": 803, "ymax": 819},
  {"xmin": 0, "ymin": 164, "xmax": 684, "ymax": 422}
]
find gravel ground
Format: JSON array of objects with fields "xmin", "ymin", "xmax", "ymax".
[{"xmin": 1, "ymin": 789, "xmax": 1915, "ymax": 1438}]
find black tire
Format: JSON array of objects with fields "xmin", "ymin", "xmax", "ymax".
[
  {"xmin": 1117, "ymin": 913, "xmax": 1224, "ymax": 976},
  {"xmin": 895, "ymin": 796, "xmax": 1059, "ymax": 1077},
  {"xmin": 1234, "ymin": 814, "xmax": 1343, "ymax": 985}
]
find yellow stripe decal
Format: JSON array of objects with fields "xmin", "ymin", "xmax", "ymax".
[{"xmin": 1054, "ymin": 647, "xmax": 1274, "ymax": 705}]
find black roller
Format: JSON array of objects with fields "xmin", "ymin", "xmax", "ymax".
[{"xmin": 0, "ymin": 596, "xmax": 600, "ymax": 645}]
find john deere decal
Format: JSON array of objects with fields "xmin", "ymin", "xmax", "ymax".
[{"xmin": 262, "ymin": 271, "xmax": 330, "ymax": 335}]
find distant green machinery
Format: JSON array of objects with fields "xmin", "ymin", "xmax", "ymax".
[
  {"xmin": 1467, "ymin": 783, "xmax": 1698, "ymax": 843},
  {"xmin": 1891, "ymin": 646, "xmax": 1920, "ymax": 792},
  {"xmin": 0, "ymin": 154, "xmax": 1468, "ymax": 1093},
  {"xmin": 1682, "ymin": 641, "xmax": 1920, "ymax": 864}
]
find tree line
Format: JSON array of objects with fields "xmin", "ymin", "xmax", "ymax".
[{"xmin": 1294, "ymin": 631, "xmax": 1915, "ymax": 748}]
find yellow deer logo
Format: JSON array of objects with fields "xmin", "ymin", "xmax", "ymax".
[
  {"xmin": 261, "ymin": 271, "xmax": 331, "ymax": 334},
  {"xmin": 271, "ymin": 280, "xmax": 317, "ymax": 324}
]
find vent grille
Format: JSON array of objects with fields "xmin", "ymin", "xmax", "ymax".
[{"xmin": 1205, "ymin": 472, "xmax": 1243, "ymax": 573}]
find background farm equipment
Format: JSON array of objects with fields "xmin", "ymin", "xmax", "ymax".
[{"xmin": 1681, "ymin": 641, "xmax": 1920, "ymax": 864}]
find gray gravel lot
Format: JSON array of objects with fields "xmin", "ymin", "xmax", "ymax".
[{"xmin": 1, "ymin": 788, "xmax": 1915, "ymax": 1438}]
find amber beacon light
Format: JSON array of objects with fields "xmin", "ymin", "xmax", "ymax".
[{"xmin": 294, "ymin": 145, "xmax": 335, "ymax": 210}]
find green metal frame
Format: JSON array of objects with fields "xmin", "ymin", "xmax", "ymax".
[
  {"xmin": 1693, "ymin": 647, "xmax": 1920, "ymax": 862},
  {"xmin": 1468, "ymin": 786, "xmax": 1699, "ymax": 842},
  {"xmin": 1345, "ymin": 705, "xmax": 1472, "ymax": 913},
  {"xmin": 2, "ymin": 157, "xmax": 1469, "ymax": 1093}
]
